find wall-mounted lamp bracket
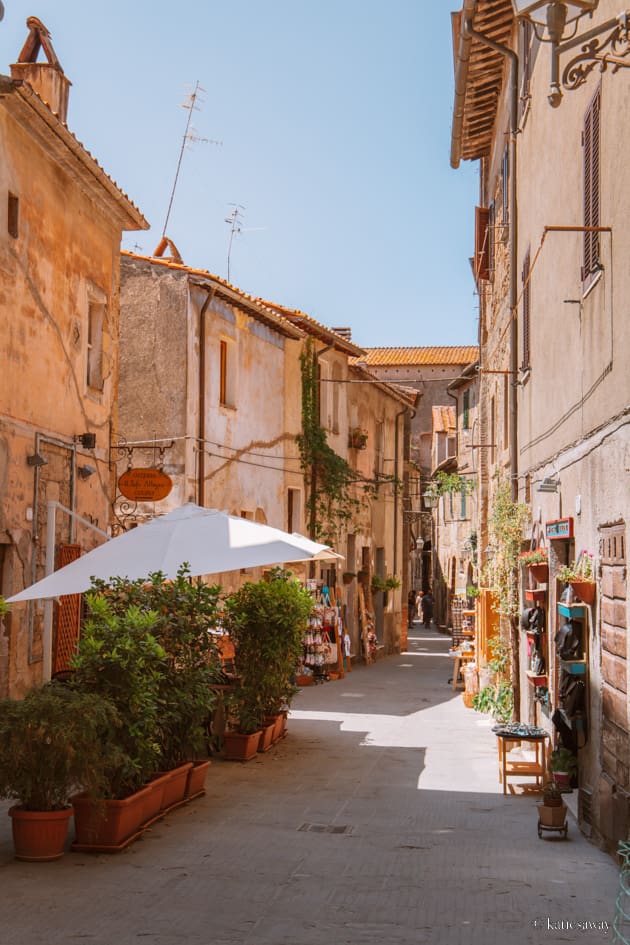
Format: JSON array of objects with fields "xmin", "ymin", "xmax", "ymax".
[{"xmin": 512, "ymin": 3, "xmax": 630, "ymax": 105}]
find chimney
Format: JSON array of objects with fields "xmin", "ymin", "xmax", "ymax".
[
  {"xmin": 10, "ymin": 18, "xmax": 71, "ymax": 123},
  {"xmin": 332, "ymin": 326, "xmax": 352, "ymax": 341}
]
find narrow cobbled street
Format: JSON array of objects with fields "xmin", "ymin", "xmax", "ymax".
[{"xmin": 0, "ymin": 625, "xmax": 619, "ymax": 945}]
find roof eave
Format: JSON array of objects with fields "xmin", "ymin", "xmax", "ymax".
[{"xmin": 0, "ymin": 76, "xmax": 148, "ymax": 230}]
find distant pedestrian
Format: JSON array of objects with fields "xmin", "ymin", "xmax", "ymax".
[
  {"xmin": 407, "ymin": 589, "xmax": 418, "ymax": 629},
  {"xmin": 416, "ymin": 591, "xmax": 424, "ymax": 620},
  {"xmin": 421, "ymin": 591, "xmax": 434, "ymax": 629}
]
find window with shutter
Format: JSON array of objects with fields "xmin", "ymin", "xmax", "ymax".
[
  {"xmin": 474, "ymin": 206, "xmax": 490, "ymax": 282},
  {"xmin": 501, "ymin": 147, "xmax": 509, "ymax": 229},
  {"xmin": 487, "ymin": 201, "xmax": 495, "ymax": 279},
  {"xmin": 521, "ymin": 249, "xmax": 531, "ymax": 371},
  {"xmin": 463, "ymin": 390, "xmax": 470, "ymax": 430},
  {"xmin": 582, "ymin": 85, "xmax": 601, "ymax": 285}
]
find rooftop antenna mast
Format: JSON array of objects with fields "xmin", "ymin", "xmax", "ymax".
[
  {"xmin": 225, "ymin": 204, "xmax": 245, "ymax": 283},
  {"xmin": 162, "ymin": 81, "xmax": 221, "ymax": 238},
  {"xmin": 224, "ymin": 205, "xmax": 267, "ymax": 282}
]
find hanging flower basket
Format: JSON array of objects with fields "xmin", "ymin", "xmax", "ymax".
[
  {"xmin": 348, "ymin": 429, "xmax": 368, "ymax": 450},
  {"xmin": 528, "ymin": 563, "xmax": 549, "ymax": 583},
  {"xmin": 569, "ymin": 580, "xmax": 595, "ymax": 605}
]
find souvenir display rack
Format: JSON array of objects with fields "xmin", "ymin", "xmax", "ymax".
[{"xmin": 297, "ymin": 582, "xmax": 344, "ymax": 683}]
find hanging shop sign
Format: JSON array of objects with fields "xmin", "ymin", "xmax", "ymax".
[
  {"xmin": 118, "ymin": 468, "xmax": 172, "ymax": 502},
  {"xmin": 545, "ymin": 517, "xmax": 574, "ymax": 540}
]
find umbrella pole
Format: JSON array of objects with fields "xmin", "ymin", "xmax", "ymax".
[{"xmin": 42, "ymin": 501, "xmax": 57, "ymax": 682}]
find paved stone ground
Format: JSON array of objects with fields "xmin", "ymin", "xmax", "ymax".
[{"xmin": 0, "ymin": 624, "xmax": 620, "ymax": 945}]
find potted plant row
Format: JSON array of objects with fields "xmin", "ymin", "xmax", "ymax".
[
  {"xmin": 0, "ymin": 570, "xmax": 223, "ymax": 859},
  {"xmin": 222, "ymin": 568, "xmax": 313, "ymax": 761}
]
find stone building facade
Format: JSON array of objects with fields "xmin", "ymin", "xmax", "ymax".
[
  {"xmin": 450, "ymin": 0, "xmax": 630, "ymax": 852},
  {"xmin": 0, "ymin": 19, "xmax": 147, "ymax": 695}
]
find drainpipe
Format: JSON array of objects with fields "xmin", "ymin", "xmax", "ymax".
[
  {"xmin": 463, "ymin": 18, "xmax": 519, "ymax": 501},
  {"xmin": 393, "ymin": 406, "xmax": 410, "ymax": 576},
  {"xmin": 197, "ymin": 286, "xmax": 216, "ymax": 505}
]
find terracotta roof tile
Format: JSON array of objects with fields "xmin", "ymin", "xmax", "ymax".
[
  {"xmin": 432, "ymin": 405, "xmax": 456, "ymax": 433},
  {"xmin": 121, "ymin": 251, "xmax": 304, "ymax": 339},
  {"xmin": 256, "ymin": 300, "xmax": 365, "ymax": 357},
  {"xmin": 4, "ymin": 79, "xmax": 147, "ymax": 229},
  {"xmin": 354, "ymin": 346, "xmax": 479, "ymax": 367}
]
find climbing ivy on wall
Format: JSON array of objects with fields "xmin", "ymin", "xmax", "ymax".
[
  {"xmin": 483, "ymin": 476, "xmax": 530, "ymax": 619},
  {"xmin": 296, "ymin": 339, "xmax": 360, "ymax": 544}
]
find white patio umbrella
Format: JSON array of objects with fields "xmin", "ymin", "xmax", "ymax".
[{"xmin": 7, "ymin": 502, "xmax": 342, "ymax": 603}]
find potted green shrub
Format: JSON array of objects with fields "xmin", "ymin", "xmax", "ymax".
[
  {"xmin": 89, "ymin": 568, "xmax": 223, "ymax": 801},
  {"xmin": 549, "ymin": 747, "xmax": 578, "ymax": 791},
  {"xmin": 223, "ymin": 569, "xmax": 313, "ymax": 758},
  {"xmin": 370, "ymin": 575, "xmax": 387, "ymax": 594},
  {"xmin": 0, "ymin": 682, "xmax": 120, "ymax": 860},
  {"xmin": 537, "ymin": 780, "xmax": 567, "ymax": 830},
  {"xmin": 69, "ymin": 593, "xmax": 168, "ymax": 847}
]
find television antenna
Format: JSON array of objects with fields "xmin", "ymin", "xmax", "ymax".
[
  {"xmin": 161, "ymin": 81, "xmax": 222, "ymax": 238},
  {"xmin": 224, "ymin": 204, "xmax": 267, "ymax": 282}
]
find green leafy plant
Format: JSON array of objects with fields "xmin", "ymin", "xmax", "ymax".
[
  {"xmin": 541, "ymin": 779, "xmax": 563, "ymax": 802},
  {"xmin": 472, "ymin": 681, "xmax": 513, "ymax": 723},
  {"xmin": 466, "ymin": 585, "xmax": 480, "ymax": 599},
  {"xmin": 557, "ymin": 551, "xmax": 595, "ymax": 584},
  {"xmin": 0, "ymin": 682, "xmax": 121, "ymax": 810},
  {"xmin": 296, "ymin": 338, "xmax": 361, "ymax": 543},
  {"xmin": 483, "ymin": 477, "xmax": 530, "ymax": 618},
  {"xmin": 425, "ymin": 470, "xmax": 476, "ymax": 500},
  {"xmin": 349, "ymin": 428, "xmax": 368, "ymax": 449},
  {"xmin": 224, "ymin": 572, "xmax": 313, "ymax": 733},
  {"xmin": 88, "ymin": 568, "xmax": 223, "ymax": 770},
  {"xmin": 549, "ymin": 748, "xmax": 578, "ymax": 775},
  {"xmin": 0, "ymin": 596, "xmax": 9, "ymax": 618},
  {"xmin": 472, "ymin": 637, "xmax": 514, "ymax": 722},
  {"xmin": 371, "ymin": 574, "xmax": 401, "ymax": 593},
  {"xmin": 71, "ymin": 594, "xmax": 167, "ymax": 798}
]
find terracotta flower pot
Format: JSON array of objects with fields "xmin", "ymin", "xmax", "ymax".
[
  {"xmin": 258, "ymin": 722, "xmax": 276, "ymax": 752},
  {"xmin": 9, "ymin": 806, "xmax": 72, "ymax": 862},
  {"xmin": 223, "ymin": 730, "xmax": 262, "ymax": 761},
  {"xmin": 528, "ymin": 563, "xmax": 548, "ymax": 583},
  {"xmin": 569, "ymin": 580, "xmax": 595, "ymax": 605},
  {"xmin": 537, "ymin": 803, "xmax": 567, "ymax": 827},
  {"xmin": 185, "ymin": 760, "xmax": 211, "ymax": 798},
  {"xmin": 156, "ymin": 762, "xmax": 194, "ymax": 810},
  {"xmin": 72, "ymin": 785, "xmax": 152, "ymax": 849},
  {"xmin": 144, "ymin": 773, "xmax": 169, "ymax": 822}
]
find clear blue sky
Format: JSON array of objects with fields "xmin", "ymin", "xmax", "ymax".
[{"xmin": 1, "ymin": 1, "xmax": 480, "ymax": 349}]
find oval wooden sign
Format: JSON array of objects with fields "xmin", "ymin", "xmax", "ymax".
[{"xmin": 118, "ymin": 468, "xmax": 173, "ymax": 502}]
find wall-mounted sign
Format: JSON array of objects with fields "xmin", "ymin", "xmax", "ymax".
[
  {"xmin": 118, "ymin": 468, "xmax": 172, "ymax": 503},
  {"xmin": 545, "ymin": 517, "xmax": 574, "ymax": 540}
]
